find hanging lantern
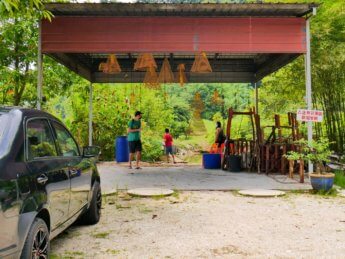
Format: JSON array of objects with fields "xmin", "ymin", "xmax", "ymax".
[
  {"xmin": 192, "ymin": 92, "xmax": 204, "ymax": 119},
  {"xmin": 190, "ymin": 52, "xmax": 212, "ymax": 73},
  {"xmin": 130, "ymin": 92, "xmax": 136, "ymax": 104},
  {"xmin": 143, "ymin": 65, "xmax": 160, "ymax": 89},
  {"xmin": 212, "ymin": 89, "xmax": 220, "ymax": 104},
  {"xmin": 134, "ymin": 53, "xmax": 157, "ymax": 71},
  {"xmin": 175, "ymin": 63, "xmax": 188, "ymax": 87},
  {"xmin": 99, "ymin": 54, "xmax": 121, "ymax": 74},
  {"xmin": 164, "ymin": 91, "xmax": 168, "ymax": 99},
  {"xmin": 158, "ymin": 57, "xmax": 174, "ymax": 83}
]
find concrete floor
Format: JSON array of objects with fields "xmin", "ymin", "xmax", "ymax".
[{"xmin": 98, "ymin": 162, "xmax": 311, "ymax": 194}]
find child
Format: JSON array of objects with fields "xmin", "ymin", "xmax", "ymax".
[{"xmin": 163, "ymin": 128, "xmax": 176, "ymax": 163}]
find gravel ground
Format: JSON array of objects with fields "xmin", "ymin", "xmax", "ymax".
[{"xmin": 51, "ymin": 191, "xmax": 345, "ymax": 258}]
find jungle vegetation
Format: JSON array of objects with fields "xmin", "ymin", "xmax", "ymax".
[{"xmin": 0, "ymin": 0, "xmax": 344, "ymax": 161}]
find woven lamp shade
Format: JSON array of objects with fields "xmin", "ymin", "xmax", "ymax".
[
  {"xmin": 175, "ymin": 64, "xmax": 188, "ymax": 87},
  {"xmin": 99, "ymin": 54, "xmax": 121, "ymax": 74},
  {"xmin": 212, "ymin": 89, "xmax": 220, "ymax": 104},
  {"xmin": 143, "ymin": 66, "xmax": 160, "ymax": 89},
  {"xmin": 134, "ymin": 53, "xmax": 157, "ymax": 71},
  {"xmin": 158, "ymin": 57, "xmax": 175, "ymax": 83},
  {"xmin": 190, "ymin": 52, "xmax": 212, "ymax": 73}
]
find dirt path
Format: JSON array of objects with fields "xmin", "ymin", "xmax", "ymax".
[{"xmin": 51, "ymin": 191, "xmax": 345, "ymax": 258}]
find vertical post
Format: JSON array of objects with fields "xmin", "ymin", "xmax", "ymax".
[
  {"xmin": 89, "ymin": 83, "xmax": 93, "ymax": 146},
  {"xmin": 37, "ymin": 21, "xmax": 43, "ymax": 110},
  {"xmin": 305, "ymin": 18, "xmax": 313, "ymax": 173},
  {"xmin": 255, "ymin": 82, "xmax": 259, "ymax": 114}
]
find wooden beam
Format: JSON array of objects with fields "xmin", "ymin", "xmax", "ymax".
[
  {"xmin": 255, "ymin": 54, "xmax": 299, "ymax": 81},
  {"xmin": 92, "ymin": 71, "xmax": 254, "ymax": 83},
  {"xmin": 48, "ymin": 53, "xmax": 92, "ymax": 81}
]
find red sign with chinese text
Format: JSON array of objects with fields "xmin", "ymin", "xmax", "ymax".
[{"xmin": 297, "ymin": 109, "xmax": 323, "ymax": 122}]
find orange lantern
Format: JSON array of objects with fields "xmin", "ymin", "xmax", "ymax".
[
  {"xmin": 158, "ymin": 57, "xmax": 174, "ymax": 83},
  {"xmin": 175, "ymin": 63, "xmax": 188, "ymax": 87},
  {"xmin": 99, "ymin": 54, "xmax": 121, "ymax": 74},
  {"xmin": 143, "ymin": 65, "xmax": 160, "ymax": 89},
  {"xmin": 190, "ymin": 52, "xmax": 212, "ymax": 73},
  {"xmin": 134, "ymin": 53, "xmax": 157, "ymax": 71}
]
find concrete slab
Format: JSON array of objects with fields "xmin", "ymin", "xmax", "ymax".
[
  {"xmin": 127, "ymin": 188, "xmax": 174, "ymax": 197},
  {"xmin": 339, "ymin": 190, "xmax": 345, "ymax": 197},
  {"xmin": 99, "ymin": 162, "xmax": 312, "ymax": 194},
  {"xmin": 238, "ymin": 189, "xmax": 286, "ymax": 197}
]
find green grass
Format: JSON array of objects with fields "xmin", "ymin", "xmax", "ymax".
[
  {"xmin": 139, "ymin": 207, "xmax": 153, "ymax": 213},
  {"xmin": 106, "ymin": 249, "xmax": 121, "ymax": 255},
  {"xmin": 92, "ymin": 232, "xmax": 110, "ymax": 239},
  {"xmin": 310, "ymin": 188, "xmax": 338, "ymax": 197},
  {"xmin": 152, "ymin": 194, "xmax": 167, "ymax": 200},
  {"xmin": 172, "ymin": 189, "xmax": 180, "ymax": 199},
  {"xmin": 334, "ymin": 170, "xmax": 345, "ymax": 188}
]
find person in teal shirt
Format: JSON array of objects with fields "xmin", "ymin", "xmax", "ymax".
[{"xmin": 128, "ymin": 111, "xmax": 142, "ymax": 169}]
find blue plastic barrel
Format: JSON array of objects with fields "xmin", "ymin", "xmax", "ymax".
[
  {"xmin": 115, "ymin": 136, "xmax": 129, "ymax": 162},
  {"xmin": 203, "ymin": 153, "xmax": 221, "ymax": 169}
]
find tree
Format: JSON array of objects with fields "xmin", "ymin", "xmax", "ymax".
[
  {"xmin": 0, "ymin": 17, "xmax": 37, "ymax": 105},
  {"xmin": 0, "ymin": 0, "xmax": 51, "ymax": 19}
]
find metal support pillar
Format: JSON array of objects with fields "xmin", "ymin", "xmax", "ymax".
[
  {"xmin": 305, "ymin": 18, "xmax": 313, "ymax": 173},
  {"xmin": 37, "ymin": 21, "xmax": 43, "ymax": 110},
  {"xmin": 255, "ymin": 82, "xmax": 259, "ymax": 114},
  {"xmin": 89, "ymin": 83, "xmax": 93, "ymax": 146}
]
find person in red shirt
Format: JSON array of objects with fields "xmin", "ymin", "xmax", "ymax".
[{"xmin": 163, "ymin": 128, "xmax": 176, "ymax": 163}]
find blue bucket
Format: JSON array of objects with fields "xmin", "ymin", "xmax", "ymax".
[
  {"xmin": 203, "ymin": 153, "xmax": 221, "ymax": 169},
  {"xmin": 115, "ymin": 136, "xmax": 129, "ymax": 162}
]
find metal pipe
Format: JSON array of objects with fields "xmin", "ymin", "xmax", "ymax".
[
  {"xmin": 255, "ymin": 82, "xmax": 259, "ymax": 114},
  {"xmin": 89, "ymin": 83, "xmax": 93, "ymax": 146},
  {"xmin": 37, "ymin": 21, "xmax": 43, "ymax": 110},
  {"xmin": 305, "ymin": 17, "xmax": 313, "ymax": 173}
]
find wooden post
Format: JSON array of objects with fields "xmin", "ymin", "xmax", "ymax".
[
  {"xmin": 299, "ymin": 159, "xmax": 305, "ymax": 183},
  {"xmin": 281, "ymin": 145, "xmax": 287, "ymax": 174},
  {"xmin": 289, "ymin": 160, "xmax": 294, "ymax": 178}
]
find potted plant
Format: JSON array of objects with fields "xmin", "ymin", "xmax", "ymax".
[
  {"xmin": 285, "ymin": 138, "xmax": 334, "ymax": 190},
  {"xmin": 284, "ymin": 148, "xmax": 305, "ymax": 183}
]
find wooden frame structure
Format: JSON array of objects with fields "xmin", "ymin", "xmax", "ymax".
[{"xmin": 37, "ymin": 3, "xmax": 317, "ymax": 169}]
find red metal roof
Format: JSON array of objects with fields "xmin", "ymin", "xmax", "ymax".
[{"xmin": 42, "ymin": 3, "xmax": 316, "ymax": 83}]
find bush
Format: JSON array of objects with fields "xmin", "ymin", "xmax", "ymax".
[
  {"xmin": 334, "ymin": 170, "xmax": 345, "ymax": 189},
  {"xmin": 141, "ymin": 137, "xmax": 163, "ymax": 162}
]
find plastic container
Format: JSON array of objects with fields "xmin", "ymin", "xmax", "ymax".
[
  {"xmin": 203, "ymin": 153, "xmax": 221, "ymax": 169},
  {"xmin": 227, "ymin": 155, "xmax": 242, "ymax": 172},
  {"xmin": 115, "ymin": 136, "xmax": 129, "ymax": 162}
]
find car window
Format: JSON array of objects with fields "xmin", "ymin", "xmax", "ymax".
[
  {"xmin": 0, "ymin": 115, "xmax": 5, "ymax": 142},
  {"xmin": 52, "ymin": 121, "xmax": 80, "ymax": 157},
  {"xmin": 27, "ymin": 119, "xmax": 58, "ymax": 160}
]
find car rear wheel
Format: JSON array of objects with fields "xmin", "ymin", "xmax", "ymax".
[
  {"xmin": 79, "ymin": 181, "xmax": 101, "ymax": 225},
  {"xmin": 21, "ymin": 218, "xmax": 49, "ymax": 259}
]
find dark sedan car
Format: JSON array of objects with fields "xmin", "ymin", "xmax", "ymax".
[{"xmin": 0, "ymin": 107, "xmax": 101, "ymax": 258}]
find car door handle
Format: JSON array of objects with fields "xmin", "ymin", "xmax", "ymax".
[{"xmin": 37, "ymin": 174, "xmax": 49, "ymax": 185}]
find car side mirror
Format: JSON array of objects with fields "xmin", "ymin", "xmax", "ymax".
[{"xmin": 83, "ymin": 146, "xmax": 101, "ymax": 158}]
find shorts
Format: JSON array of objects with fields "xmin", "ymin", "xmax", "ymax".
[
  {"xmin": 128, "ymin": 140, "xmax": 142, "ymax": 153},
  {"xmin": 165, "ymin": 146, "xmax": 173, "ymax": 155}
]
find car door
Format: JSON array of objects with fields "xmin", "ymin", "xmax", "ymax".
[
  {"xmin": 25, "ymin": 118, "xmax": 70, "ymax": 230},
  {"xmin": 50, "ymin": 121, "xmax": 92, "ymax": 217},
  {"xmin": 0, "ymin": 179, "xmax": 20, "ymax": 257}
]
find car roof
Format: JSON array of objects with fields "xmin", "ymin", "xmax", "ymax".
[{"xmin": 0, "ymin": 106, "xmax": 61, "ymax": 122}]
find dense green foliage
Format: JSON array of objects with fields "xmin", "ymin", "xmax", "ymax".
[
  {"xmin": 0, "ymin": 0, "xmax": 344, "ymax": 161},
  {"xmin": 261, "ymin": 0, "xmax": 345, "ymax": 151},
  {"xmin": 334, "ymin": 170, "xmax": 345, "ymax": 189}
]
